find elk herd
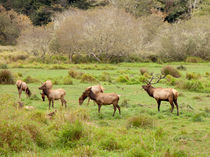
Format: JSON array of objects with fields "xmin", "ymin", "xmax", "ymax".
[{"xmin": 16, "ymin": 74, "xmax": 180, "ymax": 116}]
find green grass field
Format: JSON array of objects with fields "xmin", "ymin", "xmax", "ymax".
[{"xmin": 0, "ymin": 62, "xmax": 209, "ymax": 157}]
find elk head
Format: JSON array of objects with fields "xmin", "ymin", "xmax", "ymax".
[
  {"xmin": 142, "ymin": 74, "xmax": 166, "ymax": 91},
  {"xmin": 79, "ymin": 87, "xmax": 91, "ymax": 105}
]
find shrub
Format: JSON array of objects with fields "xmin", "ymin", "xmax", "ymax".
[
  {"xmin": 116, "ymin": 75, "xmax": 129, "ymax": 83},
  {"xmin": 161, "ymin": 66, "xmax": 181, "ymax": 78},
  {"xmin": 166, "ymin": 75, "xmax": 176, "ymax": 86},
  {"xmin": 128, "ymin": 146, "xmax": 149, "ymax": 157},
  {"xmin": 0, "ymin": 64, "xmax": 8, "ymax": 69},
  {"xmin": 63, "ymin": 76, "xmax": 73, "ymax": 85},
  {"xmin": 81, "ymin": 74, "xmax": 97, "ymax": 83},
  {"xmin": 176, "ymin": 65, "xmax": 186, "ymax": 71},
  {"xmin": 99, "ymin": 136, "xmax": 120, "ymax": 151},
  {"xmin": 127, "ymin": 115, "xmax": 154, "ymax": 129},
  {"xmin": 58, "ymin": 121, "xmax": 84, "ymax": 148},
  {"xmin": 139, "ymin": 76, "xmax": 147, "ymax": 83},
  {"xmin": 68, "ymin": 69, "xmax": 84, "ymax": 79},
  {"xmin": 140, "ymin": 68, "xmax": 148, "ymax": 75},
  {"xmin": 99, "ymin": 72, "xmax": 112, "ymax": 82},
  {"xmin": 185, "ymin": 56, "xmax": 203, "ymax": 63},
  {"xmin": 176, "ymin": 80, "xmax": 204, "ymax": 92},
  {"xmin": 49, "ymin": 64, "xmax": 67, "ymax": 69},
  {"xmin": 192, "ymin": 113, "xmax": 204, "ymax": 122},
  {"xmin": 23, "ymin": 76, "xmax": 40, "ymax": 83},
  {"xmin": 186, "ymin": 72, "xmax": 200, "ymax": 80},
  {"xmin": 0, "ymin": 70, "xmax": 14, "ymax": 84}
]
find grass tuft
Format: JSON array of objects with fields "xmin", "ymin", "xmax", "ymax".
[
  {"xmin": 127, "ymin": 115, "xmax": 154, "ymax": 129},
  {"xmin": 0, "ymin": 70, "xmax": 14, "ymax": 84},
  {"xmin": 161, "ymin": 66, "xmax": 181, "ymax": 78}
]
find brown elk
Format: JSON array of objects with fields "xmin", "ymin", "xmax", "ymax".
[
  {"xmin": 40, "ymin": 80, "xmax": 53, "ymax": 101},
  {"xmin": 16, "ymin": 80, "xmax": 31, "ymax": 98},
  {"xmin": 79, "ymin": 87, "xmax": 120, "ymax": 116},
  {"xmin": 79, "ymin": 85, "xmax": 104, "ymax": 105},
  {"xmin": 39, "ymin": 82, "xmax": 67, "ymax": 110},
  {"xmin": 142, "ymin": 74, "xmax": 179, "ymax": 115}
]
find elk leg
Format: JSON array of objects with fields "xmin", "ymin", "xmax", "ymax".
[
  {"xmin": 63, "ymin": 99, "xmax": 67, "ymax": 108},
  {"xmin": 173, "ymin": 99, "xmax": 179, "ymax": 116},
  {"xmin": 156, "ymin": 99, "xmax": 161, "ymax": 112},
  {"xmin": 49, "ymin": 100, "xmax": 51, "ymax": 110},
  {"xmin": 169, "ymin": 99, "xmax": 174, "ymax": 113},
  {"xmin": 52, "ymin": 99, "xmax": 54, "ymax": 108},
  {"xmin": 113, "ymin": 105, "xmax": 117, "ymax": 117},
  {"xmin": 116, "ymin": 104, "xmax": 121, "ymax": 115},
  {"xmin": 18, "ymin": 89, "xmax": 22, "ymax": 99},
  {"xmin": 98, "ymin": 104, "xmax": 101, "ymax": 113},
  {"xmin": 87, "ymin": 97, "xmax": 90, "ymax": 106}
]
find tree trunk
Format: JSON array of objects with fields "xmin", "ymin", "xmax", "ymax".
[{"xmin": 69, "ymin": 53, "xmax": 74, "ymax": 63}]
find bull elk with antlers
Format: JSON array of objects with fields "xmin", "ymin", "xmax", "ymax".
[{"xmin": 142, "ymin": 74, "xmax": 179, "ymax": 116}]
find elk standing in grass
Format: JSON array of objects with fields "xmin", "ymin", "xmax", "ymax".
[
  {"xmin": 142, "ymin": 74, "xmax": 179, "ymax": 115},
  {"xmin": 39, "ymin": 81, "xmax": 67, "ymax": 109},
  {"xmin": 16, "ymin": 80, "xmax": 31, "ymax": 99},
  {"xmin": 40, "ymin": 80, "xmax": 53, "ymax": 101},
  {"xmin": 79, "ymin": 86, "xmax": 120, "ymax": 116}
]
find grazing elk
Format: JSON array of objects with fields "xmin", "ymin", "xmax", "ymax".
[
  {"xmin": 142, "ymin": 74, "xmax": 179, "ymax": 115},
  {"xmin": 16, "ymin": 80, "xmax": 31, "ymax": 99},
  {"xmin": 39, "ymin": 82, "xmax": 67, "ymax": 110},
  {"xmin": 40, "ymin": 80, "xmax": 53, "ymax": 101},
  {"xmin": 86, "ymin": 85, "xmax": 104, "ymax": 105},
  {"xmin": 79, "ymin": 87, "xmax": 120, "ymax": 116}
]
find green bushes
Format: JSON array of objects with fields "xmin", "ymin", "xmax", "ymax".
[
  {"xmin": 176, "ymin": 80, "xmax": 204, "ymax": 92},
  {"xmin": 0, "ymin": 70, "xmax": 14, "ymax": 84},
  {"xmin": 0, "ymin": 64, "xmax": 8, "ymax": 69},
  {"xmin": 23, "ymin": 76, "xmax": 40, "ymax": 83},
  {"xmin": 63, "ymin": 76, "xmax": 73, "ymax": 85},
  {"xmin": 127, "ymin": 115, "xmax": 154, "ymax": 129},
  {"xmin": 186, "ymin": 56, "xmax": 203, "ymax": 63},
  {"xmin": 81, "ymin": 74, "xmax": 97, "ymax": 83},
  {"xmin": 161, "ymin": 66, "xmax": 181, "ymax": 78},
  {"xmin": 68, "ymin": 69, "xmax": 84, "ymax": 79},
  {"xmin": 140, "ymin": 68, "xmax": 148, "ymax": 75},
  {"xmin": 116, "ymin": 75, "xmax": 129, "ymax": 83},
  {"xmin": 99, "ymin": 136, "xmax": 121, "ymax": 151},
  {"xmin": 99, "ymin": 72, "xmax": 112, "ymax": 82},
  {"xmin": 186, "ymin": 72, "xmax": 200, "ymax": 80},
  {"xmin": 166, "ymin": 75, "xmax": 176, "ymax": 86},
  {"xmin": 58, "ymin": 121, "xmax": 84, "ymax": 148}
]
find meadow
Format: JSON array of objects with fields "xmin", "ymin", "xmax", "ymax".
[{"xmin": 0, "ymin": 62, "xmax": 210, "ymax": 157}]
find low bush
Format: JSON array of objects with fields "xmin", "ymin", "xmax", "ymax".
[
  {"xmin": 116, "ymin": 75, "xmax": 129, "ymax": 83},
  {"xmin": 23, "ymin": 76, "xmax": 40, "ymax": 83},
  {"xmin": 176, "ymin": 65, "xmax": 186, "ymax": 71},
  {"xmin": 63, "ymin": 76, "xmax": 73, "ymax": 85},
  {"xmin": 128, "ymin": 145, "xmax": 149, "ymax": 157},
  {"xmin": 176, "ymin": 80, "xmax": 204, "ymax": 92},
  {"xmin": 139, "ymin": 76, "xmax": 147, "ymax": 83},
  {"xmin": 127, "ymin": 115, "xmax": 154, "ymax": 129},
  {"xmin": 99, "ymin": 72, "xmax": 112, "ymax": 82},
  {"xmin": 68, "ymin": 69, "xmax": 84, "ymax": 79},
  {"xmin": 99, "ymin": 136, "xmax": 120, "ymax": 151},
  {"xmin": 0, "ymin": 64, "xmax": 8, "ymax": 69},
  {"xmin": 161, "ymin": 66, "xmax": 181, "ymax": 78},
  {"xmin": 192, "ymin": 113, "xmax": 204, "ymax": 122},
  {"xmin": 49, "ymin": 64, "xmax": 68, "ymax": 69},
  {"xmin": 58, "ymin": 121, "xmax": 84, "ymax": 148},
  {"xmin": 140, "ymin": 68, "xmax": 148, "ymax": 75},
  {"xmin": 185, "ymin": 56, "xmax": 203, "ymax": 63},
  {"xmin": 186, "ymin": 72, "xmax": 200, "ymax": 80},
  {"xmin": 0, "ymin": 70, "xmax": 14, "ymax": 84},
  {"xmin": 80, "ymin": 74, "xmax": 97, "ymax": 83},
  {"xmin": 166, "ymin": 75, "xmax": 176, "ymax": 86}
]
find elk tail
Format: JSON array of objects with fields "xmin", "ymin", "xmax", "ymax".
[{"xmin": 172, "ymin": 89, "xmax": 178, "ymax": 100}]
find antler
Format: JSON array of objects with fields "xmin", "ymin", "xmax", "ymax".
[
  {"xmin": 146, "ymin": 74, "xmax": 166, "ymax": 84},
  {"xmin": 152, "ymin": 74, "xmax": 166, "ymax": 84}
]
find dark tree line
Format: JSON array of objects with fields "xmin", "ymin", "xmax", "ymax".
[{"xmin": 0, "ymin": 0, "xmax": 95, "ymax": 25}]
